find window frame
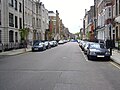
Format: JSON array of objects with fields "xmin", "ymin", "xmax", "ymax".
[
  {"xmin": 9, "ymin": 13, "xmax": 14, "ymax": 27},
  {"xmin": 9, "ymin": 0, "xmax": 14, "ymax": 7},
  {"xmin": 15, "ymin": 0, "xmax": 18, "ymax": 10},
  {"xmin": 19, "ymin": 2, "xmax": 22, "ymax": 12},
  {"xmin": 15, "ymin": 16, "xmax": 18, "ymax": 28},
  {"xmin": 0, "ymin": 10, "xmax": 1, "ymax": 25}
]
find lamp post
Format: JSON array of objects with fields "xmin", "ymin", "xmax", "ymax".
[{"xmin": 94, "ymin": 0, "xmax": 97, "ymax": 41}]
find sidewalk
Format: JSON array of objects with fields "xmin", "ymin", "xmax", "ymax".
[
  {"xmin": 111, "ymin": 49, "xmax": 120, "ymax": 65},
  {"xmin": 0, "ymin": 48, "xmax": 31, "ymax": 56}
]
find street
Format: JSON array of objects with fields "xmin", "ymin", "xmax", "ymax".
[{"xmin": 0, "ymin": 42, "xmax": 120, "ymax": 90}]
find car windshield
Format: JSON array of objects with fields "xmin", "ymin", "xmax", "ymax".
[
  {"xmin": 90, "ymin": 43, "xmax": 105, "ymax": 49},
  {"xmin": 34, "ymin": 42, "xmax": 40, "ymax": 46}
]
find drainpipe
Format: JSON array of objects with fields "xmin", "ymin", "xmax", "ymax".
[
  {"xmin": 94, "ymin": 0, "xmax": 97, "ymax": 41},
  {"xmin": 23, "ymin": 0, "xmax": 24, "ymax": 28}
]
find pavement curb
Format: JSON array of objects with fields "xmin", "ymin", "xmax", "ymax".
[
  {"xmin": 0, "ymin": 49, "xmax": 31, "ymax": 56},
  {"xmin": 110, "ymin": 57, "xmax": 120, "ymax": 65}
]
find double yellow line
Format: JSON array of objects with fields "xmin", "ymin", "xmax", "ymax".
[{"xmin": 110, "ymin": 61, "xmax": 120, "ymax": 70}]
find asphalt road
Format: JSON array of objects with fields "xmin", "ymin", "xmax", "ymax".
[{"xmin": 0, "ymin": 42, "xmax": 120, "ymax": 90}]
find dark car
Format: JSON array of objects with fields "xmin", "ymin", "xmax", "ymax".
[
  {"xmin": 87, "ymin": 43, "xmax": 110, "ymax": 60},
  {"xmin": 32, "ymin": 41, "xmax": 46, "ymax": 51}
]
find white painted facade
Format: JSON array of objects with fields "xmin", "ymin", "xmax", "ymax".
[
  {"xmin": 24, "ymin": 0, "xmax": 35, "ymax": 42},
  {"xmin": 0, "ymin": 0, "xmax": 23, "ymax": 44},
  {"xmin": 39, "ymin": 3, "xmax": 49, "ymax": 40},
  {"xmin": 97, "ymin": 0, "xmax": 112, "ymax": 40},
  {"xmin": 0, "ymin": 0, "xmax": 49, "ymax": 46},
  {"xmin": 115, "ymin": 0, "xmax": 120, "ymax": 23},
  {"xmin": 97, "ymin": 0, "xmax": 105, "ymax": 40}
]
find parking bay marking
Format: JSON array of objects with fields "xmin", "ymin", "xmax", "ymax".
[
  {"xmin": 80, "ymin": 49, "xmax": 89, "ymax": 62},
  {"xmin": 110, "ymin": 61, "xmax": 120, "ymax": 70}
]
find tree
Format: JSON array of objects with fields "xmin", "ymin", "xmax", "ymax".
[
  {"xmin": 86, "ymin": 31, "xmax": 90, "ymax": 40},
  {"xmin": 19, "ymin": 28, "xmax": 29, "ymax": 49}
]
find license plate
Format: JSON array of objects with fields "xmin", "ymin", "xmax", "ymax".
[
  {"xmin": 97, "ymin": 55, "xmax": 104, "ymax": 57},
  {"xmin": 34, "ymin": 48, "xmax": 38, "ymax": 50}
]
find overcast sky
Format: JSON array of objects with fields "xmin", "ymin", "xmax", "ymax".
[{"xmin": 40, "ymin": 0, "xmax": 94, "ymax": 33}]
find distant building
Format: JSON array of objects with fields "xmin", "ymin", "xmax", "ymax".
[
  {"xmin": 55, "ymin": 10, "xmax": 61, "ymax": 40},
  {"xmin": 48, "ymin": 11, "xmax": 56, "ymax": 40}
]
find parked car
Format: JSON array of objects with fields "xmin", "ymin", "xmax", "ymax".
[
  {"xmin": 58, "ymin": 40, "xmax": 64, "ymax": 44},
  {"xmin": 84, "ymin": 42, "xmax": 94, "ymax": 54},
  {"xmin": 32, "ymin": 41, "xmax": 46, "ymax": 51},
  {"xmin": 79, "ymin": 40, "xmax": 84, "ymax": 47},
  {"xmin": 87, "ymin": 43, "xmax": 110, "ymax": 60},
  {"xmin": 49, "ymin": 41, "xmax": 54, "ymax": 47},
  {"xmin": 43, "ymin": 41, "xmax": 51, "ymax": 49},
  {"xmin": 81, "ymin": 41, "xmax": 88, "ymax": 51},
  {"xmin": 49, "ymin": 41, "xmax": 58, "ymax": 47},
  {"xmin": 52, "ymin": 41, "xmax": 58, "ymax": 46}
]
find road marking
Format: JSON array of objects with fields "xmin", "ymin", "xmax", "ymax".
[
  {"xmin": 110, "ymin": 61, "xmax": 120, "ymax": 70},
  {"xmin": 80, "ymin": 49, "xmax": 89, "ymax": 62}
]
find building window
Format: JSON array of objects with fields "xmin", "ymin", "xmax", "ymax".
[
  {"xmin": 116, "ymin": 0, "xmax": 118, "ymax": 16},
  {"xmin": 0, "ymin": 30, "xmax": 1, "ymax": 43},
  {"xmin": 108, "ymin": 7, "xmax": 111, "ymax": 17},
  {"xmin": 119, "ymin": 0, "xmax": 120, "ymax": 14},
  {"xmin": 32, "ymin": 17, "xmax": 35, "ymax": 27},
  {"xmin": 15, "ymin": 0, "xmax": 17, "ymax": 10},
  {"xmin": 19, "ymin": 2, "xmax": 22, "ymax": 12},
  {"xmin": 9, "ymin": 13, "xmax": 14, "ymax": 27},
  {"xmin": 15, "ymin": 32, "xmax": 18, "ymax": 42},
  {"xmin": 15, "ymin": 16, "xmax": 18, "ymax": 28},
  {"xmin": 9, "ymin": 30, "xmax": 14, "ymax": 42},
  {"xmin": 19, "ymin": 18, "xmax": 22, "ymax": 29},
  {"xmin": 116, "ymin": 26, "xmax": 118, "ymax": 41},
  {"xmin": 36, "ymin": 18, "xmax": 39, "ymax": 27},
  {"xmin": 39, "ymin": 19, "xmax": 41, "ymax": 27},
  {"xmin": 36, "ymin": 5, "xmax": 38, "ymax": 14},
  {"xmin": 0, "ymin": 10, "xmax": 1, "ymax": 25},
  {"xmin": 9, "ymin": 0, "xmax": 14, "ymax": 7}
]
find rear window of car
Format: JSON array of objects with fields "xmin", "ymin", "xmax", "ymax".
[{"xmin": 90, "ymin": 43, "xmax": 105, "ymax": 49}]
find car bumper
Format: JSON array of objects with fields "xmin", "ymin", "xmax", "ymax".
[
  {"xmin": 89, "ymin": 54, "xmax": 110, "ymax": 59},
  {"xmin": 32, "ymin": 47, "xmax": 43, "ymax": 51}
]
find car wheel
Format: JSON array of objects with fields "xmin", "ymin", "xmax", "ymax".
[
  {"xmin": 105, "ymin": 56, "xmax": 110, "ymax": 60},
  {"xmin": 87, "ymin": 55, "xmax": 92, "ymax": 60},
  {"xmin": 32, "ymin": 49, "xmax": 34, "ymax": 52}
]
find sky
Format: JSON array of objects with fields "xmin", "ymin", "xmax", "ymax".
[{"xmin": 40, "ymin": 0, "xmax": 94, "ymax": 34}]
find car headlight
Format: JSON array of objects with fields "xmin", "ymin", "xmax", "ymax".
[
  {"xmin": 105, "ymin": 51, "xmax": 110, "ymax": 55},
  {"xmin": 90, "ymin": 51, "xmax": 96, "ymax": 55}
]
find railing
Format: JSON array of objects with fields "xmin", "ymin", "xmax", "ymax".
[
  {"xmin": 113, "ymin": 40, "xmax": 120, "ymax": 51},
  {"xmin": 118, "ymin": 40, "xmax": 120, "ymax": 50},
  {"xmin": 0, "ymin": 42, "xmax": 27, "ymax": 52}
]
